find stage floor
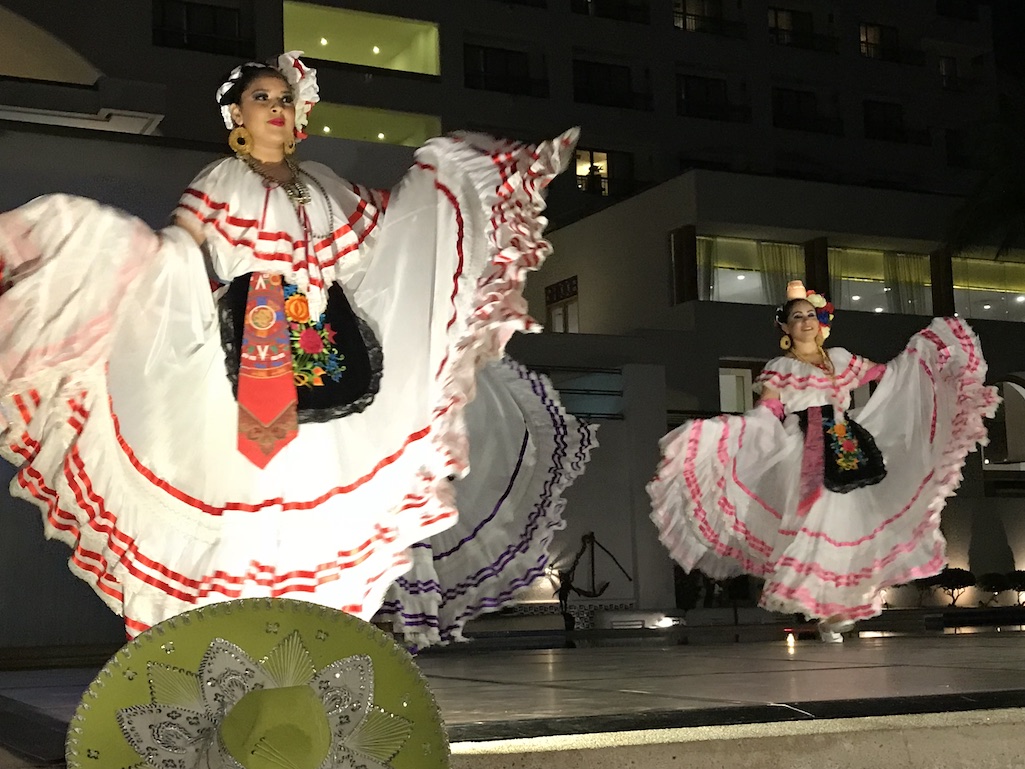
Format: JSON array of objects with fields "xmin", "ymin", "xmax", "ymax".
[{"xmin": 3, "ymin": 632, "xmax": 1025, "ymax": 767}]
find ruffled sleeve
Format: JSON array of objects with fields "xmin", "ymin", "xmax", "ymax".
[{"xmin": 173, "ymin": 158, "xmax": 385, "ymax": 315}]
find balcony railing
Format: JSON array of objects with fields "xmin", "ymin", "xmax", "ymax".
[
  {"xmin": 773, "ymin": 112, "xmax": 844, "ymax": 136},
  {"xmin": 572, "ymin": 0, "xmax": 650, "ymax": 23},
  {"xmin": 936, "ymin": 0, "xmax": 979, "ymax": 21},
  {"xmin": 678, "ymin": 100, "xmax": 752, "ymax": 123},
  {"xmin": 860, "ymin": 42, "xmax": 927, "ymax": 66},
  {"xmin": 768, "ymin": 28, "xmax": 839, "ymax": 54},
  {"xmin": 865, "ymin": 125, "xmax": 932, "ymax": 145},
  {"xmin": 465, "ymin": 74, "xmax": 549, "ymax": 98},
  {"xmin": 574, "ymin": 88, "xmax": 653, "ymax": 110},
  {"xmin": 673, "ymin": 12, "xmax": 746, "ymax": 39}
]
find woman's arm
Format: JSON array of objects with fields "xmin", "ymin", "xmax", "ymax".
[
  {"xmin": 174, "ymin": 214, "xmax": 225, "ymax": 284},
  {"xmin": 175, "ymin": 214, "xmax": 205, "ymax": 246},
  {"xmin": 757, "ymin": 385, "xmax": 785, "ymax": 420},
  {"xmin": 859, "ymin": 358, "xmax": 886, "ymax": 385}
]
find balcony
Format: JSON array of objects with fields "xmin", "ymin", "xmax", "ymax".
[
  {"xmin": 768, "ymin": 28, "xmax": 839, "ymax": 54},
  {"xmin": 572, "ymin": 0, "xmax": 650, "ymax": 24},
  {"xmin": 678, "ymin": 99, "xmax": 752, "ymax": 123},
  {"xmin": 936, "ymin": 0, "xmax": 979, "ymax": 21},
  {"xmin": 465, "ymin": 74, "xmax": 550, "ymax": 98},
  {"xmin": 860, "ymin": 42, "xmax": 927, "ymax": 66},
  {"xmin": 574, "ymin": 88, "xmax": 653, "ymax": 110},
  {"xmin": 673, "ymin": 12, "xmax": 746, "ymax": 39},
  {"xmin": 773, "ymin": 111, "xmax": 844, "ymax": 136},
  {"xmin": 865, "ymin": 124, "xmax": 932, "ymax": 145}
]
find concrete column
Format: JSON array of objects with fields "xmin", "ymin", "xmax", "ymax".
[
  {"xmin": 803, "ymin": 236, "xmax": 830, "ymax": 297},
  {"xmin": 669, "ymin": 224, "xmax": 699, "ymax": 304},
  {"xmin": 621, "ymin": 363, "xmax": 675, "ymax": 610},
  {"xmin": 930, "ymin": 247, "xmax": 956, "ymax": 316}
]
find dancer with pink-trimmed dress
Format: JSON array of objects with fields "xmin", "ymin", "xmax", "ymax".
[{"xmin": 648, "ymin": 280, "xmax": 999, "ymax": 641}]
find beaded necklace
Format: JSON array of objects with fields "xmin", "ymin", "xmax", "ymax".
[
  {"xmin": 239, "ymin": 155, "xmax": 338, "ymax": 239},
  {"xmin": 788, "ymin": 346, "xmax": 835, "ymax": 378}
]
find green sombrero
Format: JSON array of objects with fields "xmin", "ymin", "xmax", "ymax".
[{"xmin": 66, "ymin": 598, "xmax": 449, "ymax": 769}]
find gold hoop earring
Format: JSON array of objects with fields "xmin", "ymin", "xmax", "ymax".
[
  {"xmin": 283, "ymin": 136, "xmax": 296, "ymax": 156},
  {"xmin": 779, "ymin": 335, "xmax": 792, "ymax": 351},
  {"xmin": 228, "ymin": 126, "xmax": 253, "ymax": 156}
]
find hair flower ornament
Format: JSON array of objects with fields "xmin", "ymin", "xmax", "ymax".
[
  {"xmin": 277, "ymin": 50, "xmax": 320, "ymax": 139},
  {"xmin": 804, "ymin": 290, "xmax": 835, "ymax": 339},
  {"xmin": 214, "ymin": 52, "xmax": 320, "ymax": 139}
]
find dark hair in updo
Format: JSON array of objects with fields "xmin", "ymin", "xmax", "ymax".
[
  {"xmin": 775, "ymin": 298, "xmax": 814, "ymax": 328},
  {"xmin": 218, "ymin": 64, "xmax": 290, "ymax": 107}
]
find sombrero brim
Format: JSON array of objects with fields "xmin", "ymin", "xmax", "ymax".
[{"xmin": 66, "ymin": 598, "xmax": 449, "ymax": 768}]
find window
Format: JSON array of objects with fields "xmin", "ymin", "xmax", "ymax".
[
  {"xmin": 153, "ymin": 0, "xmax": 254, "ymax": 57},
  {"xmin": 772, "ymin": 87, "xmax": 841, "ymax": 134},
  {"xmin": 719, "ymin": 368, "xmax": 753, "ymax": 413},
  {"xmin": 283, "ymin": 2, "xmax": 440, "ymax": 77},
  {"xmin": 695, "ymin": 236, "xmax": 803, "ymax": 306},
  {"xmin": 575, "ymin": 148, "xmax": 634, "ymax": 197},
  {"xmin": 464, "ymin": 44, "xmax": 544, "ymax": 96},
  {"xmin": 940, "ymin": 56, "xmax": 960, "ymax": 89},
  {"xmin": 859, "ymin": 22, "xmax": 924, "ymax": 64},
  {"xmin": 576, "ymin": 149, "xmax": 609, "ymax": 196},
  {"xmin": 953, "ymin": 257, "xmax": 1025, "ymax": 322},
  {"xmin": 571, "ymin": 0, "xmax": 650, "ymax": 24},
  {"xmin": 573, "ymin": 59, "xmax": 648, "ymax": 109},
  {"xmin": 946, "ymin": 128, "xmax": 973, "ymax": 168},
  {"xmin": 829, "ymin": 248, "xmax": 932, "ymax": 315},
  {"xmin": 767, "ymin": 7, "xmax": 810, "ymax": 46},
  {"xmin": 936, "ymin": 0, "xmax": 978, "ymax": 21},
  {"xmin": 545, "ymin": 276, "xmax": 579, "ymax": 333},
  {"xmin": 859, "ymin": 23, "xmax": 898, "ymax": 60},
  {"xmin": 673, "ymin": 0, "xmax": 746, "ymax": 37},
  {"xmin": 863, "ymin": 100, "xmax": 929, "ymax": 144},
  {"xmin": 305, "ymin": 103, "xmax": 440, "ymax": 147},
  {"xmin": 677, "ymin": 75, "xmax": 749, "ymax": 121}
]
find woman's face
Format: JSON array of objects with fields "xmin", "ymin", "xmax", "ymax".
[
  {"xmin": 229, "ymin": 73, "xmax": 296, "ymax": 157},
  {"xmin": 783, "ymin": 300, "xmax": 820, "ymax": 344}
]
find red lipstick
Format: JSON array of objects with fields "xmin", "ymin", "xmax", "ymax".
[{"xmin": 269, "ymin": 117, "xmax": 285, "ymax": 126}]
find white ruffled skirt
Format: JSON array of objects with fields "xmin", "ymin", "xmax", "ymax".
[
  {"xmin": 648, "ymin": 318, "xmax": 999, "ymax": 621},
  {"xmin": 0, "ymin": 132, "xmax": 591, "ymax": 642}
]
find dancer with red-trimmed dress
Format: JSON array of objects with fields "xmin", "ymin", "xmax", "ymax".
[
  {"xmin": 0, "ymin": 52, "xmax": 590, "ymax": 645},
  {"xmin": 648, "ymin": 280, "xmax": 998, "ymax": 641}
]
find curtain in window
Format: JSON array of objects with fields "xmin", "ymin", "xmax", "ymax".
[
  {"xmin": 884, "ymin": 252, "xmax": 931, "ymax": 315},
  {"xmin": 697, "ymin": 236, "xmax": 716, "ymax": 300},
  {"xmin": 757, "ymin": 241, "xmax": 804, "ymax": 305},
  {"xmin": 828, "ymin": 247, "xmax": 849, "ymax": 308}
]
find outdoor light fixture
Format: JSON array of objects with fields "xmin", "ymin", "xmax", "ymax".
[
  {"xmin": 322, "ymin": 126, "xmax": 331, "ymax": 133},
  {"xmin": 874, "ymin": 307, "xmax": 883, "ymax": 313},
  {"xmin": 852, "ymin": 295, "xmax": 861, "ymax": 301},
  {"xmin": 1017, "ymin": 296, "xmax": 1025, "ymax": 303},
  {"xmin": 320, "ymin": 37, "xmax": 328, "ymax": 45},
  {"xmin": 983, "ymin": 304, "xmax": 992, "ymax": 310},
  {"xmin": 378, "ymin": 132, "xmax": 385, "ymax": 140},
  {"xmin": 373, "ymin": 46, "xmax": 381, "ymax": 54},
  {"xmin": 737, "ymin": 274, "xmax": 745, "ymax": 280}
]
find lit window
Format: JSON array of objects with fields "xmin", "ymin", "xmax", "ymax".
[
  {"xmin": 545, "ymin": 276, "xmax": 579, "ymax": 333},
  {"xmin": 283, "ymin": 2, "xmax": 440, "ymax": 76},
  {"xmin": 953, "ymin": 255, "xmax": 1025, "ymax": 322},
  {"xmin": 576, "ymin": 149, "xmax": 609, "ymax": 196},
  {"xmin": 306, "ymin": 103, "xmax": 440, "ymax": 148}
]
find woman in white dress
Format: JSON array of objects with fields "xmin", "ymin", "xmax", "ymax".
[
  {"xmin": 0, "ymin": 52, "xmax": 589, "ymax": 645},
  {"xmin": 648, "ymin": 281, "xmax": 998, "ymax": 641}
]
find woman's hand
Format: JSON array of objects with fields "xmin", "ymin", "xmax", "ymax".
[{"xmin": 175, "ymin": 214, "xmax": 205, "ymax": 246}]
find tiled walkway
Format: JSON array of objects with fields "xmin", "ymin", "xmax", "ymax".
[{"xmin": 3, "ymin": 633, "xmax": 1025, "ymax": 766}]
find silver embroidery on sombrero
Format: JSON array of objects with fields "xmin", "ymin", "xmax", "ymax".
[{"xmin": 115, "ymin": 631, "xmax": 412, "ymax": 769}]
